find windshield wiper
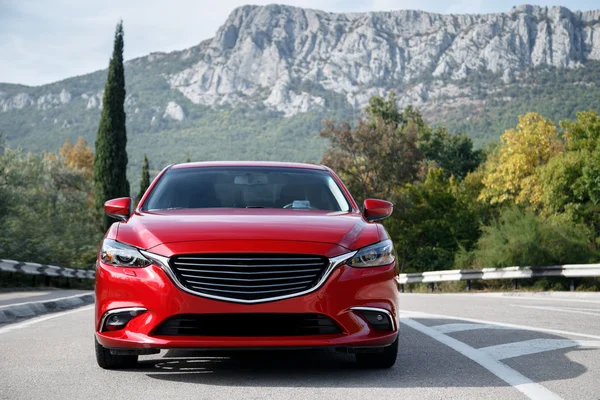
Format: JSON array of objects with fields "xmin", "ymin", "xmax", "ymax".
[{"xmin": 245, "ymin": 206, "xmax": 265, "ymax": 208}]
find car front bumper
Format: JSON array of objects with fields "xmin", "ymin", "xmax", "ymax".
[{"xmin": 95, "ymin": 257, "xmax": 398, "ymax": 351}]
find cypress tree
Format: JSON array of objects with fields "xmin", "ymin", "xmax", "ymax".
[
  {"xmin": 94, "ymin": 21, "xmax": 129, "ymax": 231},
  {"xmin": 137, "ymin": 154, "xmax": 150, "ymax": 202}
]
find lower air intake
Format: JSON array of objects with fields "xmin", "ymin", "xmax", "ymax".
[{"xmin": 152, "ymin": 313, "xmax": 342, "ymax": 336}]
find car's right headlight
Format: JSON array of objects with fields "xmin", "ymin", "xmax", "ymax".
[
  {"xmin": 347, "ymin": 240, "xmax": 396, "ymax": 268},
  {"xmin": 100, "ymin": 239, "xmax": 152, "ymax": 268}
]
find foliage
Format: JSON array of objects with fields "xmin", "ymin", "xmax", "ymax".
[
  {"xmin": 59, "ymin": 137, "xmax": 94, "ymax": 180},
  {"xmin": 535, "ymin": 111, "xmax": 600, "ymax": 241},
  {"xmin": 136, "ymin": 153, "xmax": 150, "ymax": 202},
  {"xmin": 463, "ymin": 207, "xmax": 597, "ymax": 269},
  {"xmin": 320, "ymin": 117, "xmax": 422, "ymax": 203},
  {"xmin": 0, "ymin": 149, "xmax": 101, "ymax": 268},
  {"xmin": 388, "ymin": 168, "xmax": 482, "ymax": 272},
  {"xmin": 0, "ymin": 134, "xmax": 7, "ymax": 222},
  {"xmin": 479, "ymin": 113, "xmax": 563, "ymax": 205},
  {"xmin": 418, "ymin": 126, "xmax": 483, "ymax": 180},
  {"xmin": 364, "ymin": 92, "xmax": 402, "ymax": 127},
  {"xmin": 321, "ymin": 95, "xmax": 486, "ymax": 272},
  {"xmin": 94, "ymin": 21, "xmax": 130, "ymax": 231}
]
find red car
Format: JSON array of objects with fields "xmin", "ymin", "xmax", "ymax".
[{"xmin": 95, "ymin": 162, "xmax": 398, "ymax": 369}]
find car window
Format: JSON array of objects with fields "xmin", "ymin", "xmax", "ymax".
[{"xmin": 142, "ymin": 166, "xmax": 351, "ymax": 212}]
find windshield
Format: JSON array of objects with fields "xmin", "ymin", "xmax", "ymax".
[{"xmin": 142, "ymin": 166, "xmax": 352, "ymax": 212}]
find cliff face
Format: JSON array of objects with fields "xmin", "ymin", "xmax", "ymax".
[{"xmin": 167, "ymin": 4, "xmax": 600, "ymax": 115}]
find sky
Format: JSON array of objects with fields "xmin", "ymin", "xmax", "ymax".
[{"xmin": 1, "ymin": 0, "xmax": 598, "ymax": 86}]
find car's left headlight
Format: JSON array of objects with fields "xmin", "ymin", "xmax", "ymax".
[
  {"xmin": 100, "ymin": 239, "xmax": 152, "ymax": 268},
  {"xmin": 347, "ymin": 240, "xmax": 396, "ymax": 268}
]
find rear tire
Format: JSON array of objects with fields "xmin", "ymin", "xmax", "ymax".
[
  {"xmin": 355, "ymin": 337, "xmax": 398, "ymax": 369},
  {"xmin": 95, "ymin": 338, "xmax": 138, "ymax": 369}
]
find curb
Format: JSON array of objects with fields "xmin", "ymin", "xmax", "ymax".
[{"xmin": 0, "ymin": 293, "xmax": 94, "ymax": 325}]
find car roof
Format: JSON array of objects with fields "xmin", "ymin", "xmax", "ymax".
[{"xmin": 170, "ymin": 161, "xmax": 328, "ymax": 170}]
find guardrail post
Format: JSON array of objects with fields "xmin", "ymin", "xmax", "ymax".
[
  {"xmin": 466, "ymin": 280, "xmax": 471, "ymax": 292},
  {"xmin": 512, "ymin": 279, "xmax": 518, "ymax": 290},
  {"xmin": 570, "ymin": 279, "xmax": 575, "ymax": 292},
  {"xmin": 399, "ymin": 284, "xmax": 404, "ymax": 293},
  {"xmin": 429, "ymin": 282, "xmax": 434, "ymax": 293}
]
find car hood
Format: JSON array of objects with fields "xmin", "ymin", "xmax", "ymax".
[{"xmin": 115, "ymin": 208, "xmax": 379, "ymax": 251}]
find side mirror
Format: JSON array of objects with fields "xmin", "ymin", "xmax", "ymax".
[
  {"xmin": 104, "ymin": 197, "xmax": 133, "ymax": 221},
  {"xmin": 363, "ymin": 199, "xmax": 393, "ymax": 222}
]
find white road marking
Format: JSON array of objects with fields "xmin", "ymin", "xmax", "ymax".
[
  {"xmin": 0, "ymin": 305, "xmax": 94, "ymax": 335},
  {"xmin": 512, "ymin": 305, "xmax": 600, "ymax": 317},
  {"xmin": 432, "ymin": 323, "xmax": 512, "ymax": 334},
  {"xmin": 480, "ymin": 339, "xmax": 600, "ymax": 360},
  {"xmin": 398, "ymin": 309, "xmax": 600, "ymax": 340},
  {"xmin": 400, "ymin": 316, "xmax": 563, "ymax": 400}
]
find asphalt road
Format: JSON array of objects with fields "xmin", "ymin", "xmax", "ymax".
[{"xmin": 1, "ymin": 292, "xmax": 600, "ymax": 400}]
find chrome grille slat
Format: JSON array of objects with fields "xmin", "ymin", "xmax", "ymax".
[
  {"xmin": 179, "ymin": 273, "xmax": 318, "ymax": 282},
  {"xmin": 189, "ymin": 285, "xmax": 309, "ymax": 295},
  {"xmin": 176, "ymin": 257, "xmax": 323, "ymax": 262},
  {"xmin": 185, "ymin": 279, "xmax": 314, "ymax": 289},
  {"xmin": 169, "ymin": 253, "xmax": 329, "ymax": 302},
  {"xmin": 173, "ymin": 262, "xmax": 324, "ymax": 268}
]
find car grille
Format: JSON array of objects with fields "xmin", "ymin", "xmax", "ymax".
[
  {"xmin": 168, "ymin": 254, "xmax": 330, "ymax": 302},
  {"xmin": 152, "ymin": 313, "xmax": 342, "ymax": 336}
]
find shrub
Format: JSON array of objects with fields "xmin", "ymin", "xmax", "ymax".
[{"xmin": 463, "ymin": 206, "xmax": 597, "ymax": 269}]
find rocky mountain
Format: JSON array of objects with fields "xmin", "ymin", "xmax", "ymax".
[
  {"xmin": 169, "ymin": 4, "xmax": 600, "ymax": 114},
  {"xmin": 1, "ymin": 4, "xmax": 600, "ymax": 187}
]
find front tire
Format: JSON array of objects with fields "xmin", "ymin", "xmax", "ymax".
[
  {"xmin": 95, "ymin": 338, "xmax": 138, "ymax": 369},
  {"xmin": 355, "ymin": 337, "xmax": 398, "ymax": 369}
]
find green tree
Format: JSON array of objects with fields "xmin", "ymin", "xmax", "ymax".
[
  {"xmin": 321, "ymin": 94, "xmax": 488, "ymax": 273},
  {"xmin": 365, "ymin": 95, "xmax": 481, "ymax": 180},
  {"xmin": 388, "ymin": 168, "xmax": 482, "ymax": 272},
  {"xmin": 0, "ymin": 133, "xmax": 8, "ymax": 223},
  {"xmin": 364, "ymin": 92, "xmax": 401, "ymax": 128},
  {"xmin": 535, "ymin": 111, "xmax": 600, "ymax": 242},
  {"xmin": 418, "ymin": 126, "xmax": 483, "ymax": 180},
  {"xmin": 320, "ymin": 118, "xmax": 422, "ymax": 203},
  {"xmin": 137, "ymin": 154, "xmax": 150, "ymax": 202},
  {"xmin": 364, "ymin": 92, "xmax": 425, "ymax": 130},
  {"xmin": 0, "ymin": 149, "xmax": 101, "ymax": 267},
  {"xmin": 94, "ymin": 21, "xmax": 129, "ymax": 231}
]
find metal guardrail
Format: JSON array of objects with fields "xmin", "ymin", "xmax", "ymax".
[
  {"xmin": 397, "ymin": 264, "xmax": 600, "ymax": 292},
  {"xmin": 4, "ymin": 258, "xmax": 598, "ymax": 291},
  {"xmin": 0, "ymin": 259, "xmax": 95, "ymax": 280}
]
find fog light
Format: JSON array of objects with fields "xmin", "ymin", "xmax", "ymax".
[
  {"xmin": 352, "ymin": 307, "xmax": 394, "ymax": 331},
  {"xmin": 101, "ymin": 308, "xmax": 147, "ymax": 332}
]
